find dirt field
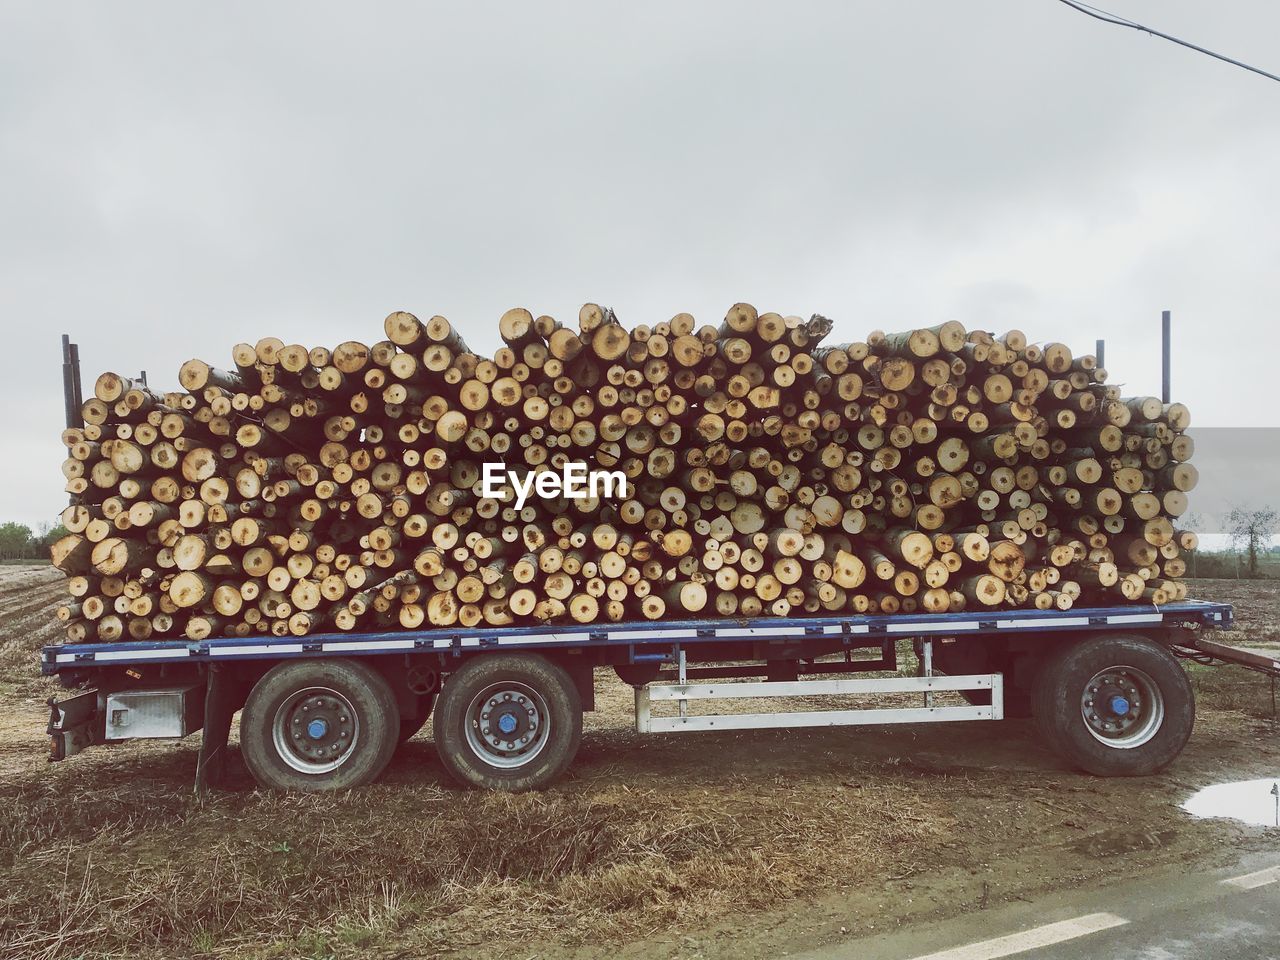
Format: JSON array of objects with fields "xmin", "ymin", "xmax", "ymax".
[{"xmin": 0, "ymin": 568, "xmax": 1277, "ymax": 960}]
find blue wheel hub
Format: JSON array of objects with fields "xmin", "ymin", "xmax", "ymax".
[
  {"xmin": 1081, "ymin": 667, "xmax": 1164, "ymax": 748},
  {"xmin": 277, "ymin": 687, "xmax": 358, "ymax": 773},
  {"xmin": 488, "ymin": 703, "xmax": 529, "ymax": 740},
  {"xmin": 467, "ymin": 682, "xmax": 549, "ymax": 770}
]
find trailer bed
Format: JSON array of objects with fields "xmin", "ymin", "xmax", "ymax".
[{"xmin": 43, "ymin": 599, "xmax": 1263, "ymax": 792}]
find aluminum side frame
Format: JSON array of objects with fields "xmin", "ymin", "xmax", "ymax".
[{"xmin": 635, "ymin": 673, "xmax": 1004, "ymax": 733}]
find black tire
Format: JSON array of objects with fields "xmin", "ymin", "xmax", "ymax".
[
  {"xmin": 434, "ymin": 654, "xmax": 582, "ymax": 791},
  {"xmin": 1031, "ymin": 645, "xmax": 1068, "ymax": 752},
  {"xmin": 933, "ymin": 645, "xmax": 1039, "ymax": 719},
  {"xmin": 398, "ymin": 694, "xmax": 436, "ymax": 743},
  {"xmin": 970, "ymin": 676, "xmax": 1035, "ymax": 719},
  {"xmin": 241, "ymin": 659, "xmax": 400, "ymax": 791},
  {"xmin": 1031, "ymin": 634, "xmax": 1194, "ymax": 777},
  {"xmin": 614, "ymin": 662, "xmax": 661, "ymax": 687}
]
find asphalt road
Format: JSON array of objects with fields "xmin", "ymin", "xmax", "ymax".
[{"xmin": 794, "ymin": 853, "xmax": 1280, "ymax": 960}]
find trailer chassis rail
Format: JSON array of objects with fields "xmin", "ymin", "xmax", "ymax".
[{"xmin": 41, "ymin": 600, "xmax": 1234, "ymax": 675}]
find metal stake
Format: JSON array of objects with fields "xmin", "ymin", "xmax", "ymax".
[
  {"xmin": 69, "ymin": 342, "xmax": 83, "ymax": 414},
  {"xmin": 922, "ymin": 640, "xmax": 934, "ymax": 708},
  {"xmin": 1161, "ymin": 310, "xmax": 1171, "ymax": 404},
  {"xmin": 677, "ymin": 647, "xmax": 687, "ymax": 720},
  {"xmin": 60, "ymin": 335, "xmax": 81, "ymax": 429}
]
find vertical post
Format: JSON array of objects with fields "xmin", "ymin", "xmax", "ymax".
[
  {"xmin": 922, "ymin": 639, "xmax": 934, "ymax": 709},
  {"xmin": 139, "ymin": 370, "xmax": 148, "ymax": 387},
  {"xmin": 1095, "ymin": 338, "xmax": 1105, "ymax": 369},
  {"xmin": 69, "ymin": 342, "xmax": 84, "ymax": 415},
  {"xmin": 60, "ymin": 335, "xmax": 83, "ymax": 429},
  {"xmin": 1161, "ymin": 310, "xmax": 1171, "ymax": 404},
  {"xmin": 677, "ymin": 647, "xmax": 687, "ymax": 720},
  {"xmin": 634, "ymin": 685, "xmax": 651, "ymax": 734},
  {"xmin": 60, "ymin": 335, "xmax": 76, "ymax": 429},
  {"xmin": 990, "ymin": 671, "xmax": 1005, "ymax": 721}
]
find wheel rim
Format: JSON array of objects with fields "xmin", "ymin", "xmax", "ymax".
[
  {"xmin": 1079, "ymin": 665, "xmax": 1165, "ymax": 749},
  {"xmin": 272, "ymin": 686, "xmax": 360, "ymax": 774},
  {"xmin": 464, "ymin": 681, "xmax": 550, "ymax": 769}
]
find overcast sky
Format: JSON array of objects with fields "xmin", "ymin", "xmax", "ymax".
[{"xmin": 3, "ymin": 1, "xmax": 1278, "ymax": 529}]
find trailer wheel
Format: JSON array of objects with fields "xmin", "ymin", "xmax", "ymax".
[
  {"xmin": 434, "ymin": 654, "xmax": 582, "ymax": 791},
  {"xmin": 933, "ymin": 645, "xmax": 1039, "ymax": 719},
  {"xmin": 241, "ymin": 659, "xmax": 399, "ymax": 791},
  {"xmin": 399, "ymin": 694, "xmax": 435, "ymax": 743},
  {"xmin": 1031, "ymin": 634, "xmax": 1194, "ymax": 776}
]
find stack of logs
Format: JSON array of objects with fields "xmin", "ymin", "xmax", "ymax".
[{"xmin": 50, "ymin": 304, "xmax": 1199, "ymax": 641}]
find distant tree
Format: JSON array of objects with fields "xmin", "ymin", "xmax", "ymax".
[
  {"xmin": 1225, "ymin": 506, "xmax": 1280, "ymax": 576},
  {"xmin": 33, "ymin": 521, "xmax": 68, "ymax": 551},
  {"xmin": 0, "ymin": 522, "xmax": 34, "ymax": 560}
]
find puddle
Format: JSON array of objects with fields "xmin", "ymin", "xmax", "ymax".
[{"xmin": 1183, "ymin": 778, "xmax": 1280, "ymax": 828}]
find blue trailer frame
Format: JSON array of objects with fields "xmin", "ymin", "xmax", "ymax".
[
  {"xmin": 41, "ymin": 600, "xmax": 1235, "ymax": 672},
  {"xmin": 43, "ymin": 599, "xmax": 1268, "ymax": 792}
]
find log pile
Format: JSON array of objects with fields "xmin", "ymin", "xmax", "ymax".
[{"xmin": 51, "ymin": 305, "xmax": 1198, "ymax": 641}]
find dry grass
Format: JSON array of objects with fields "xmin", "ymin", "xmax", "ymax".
[
  {"xmin": 0, "ymin": 569, "xmax": 1276, "ymax": 959},
  {"xmin": 0, "ymin": 564, "xmax": 64, "ymax": 698},
  {"xmin": 0, "ymin": 760, "xmax": 943, "ymax": 959},
  {"xmin": 1182, "ymin": 579, "xmax": 1280, "ymax": 721},
  {"xmin": 1185, "ymin": 659, "xmax": 1279, "ymax": 721}
]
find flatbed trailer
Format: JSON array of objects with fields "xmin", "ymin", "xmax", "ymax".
[{"xmin": 40, "ymin": 599, "xmax": 1275, "ymax": 792}]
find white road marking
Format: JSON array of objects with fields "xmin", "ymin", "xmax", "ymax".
[
  {"xmin": 1223, "ymin": 865, "xmax": 1280, "ymax": 889},
  {"xmin": 900, "ymin": 912, "xmax": 1128, "ymax": 960}
]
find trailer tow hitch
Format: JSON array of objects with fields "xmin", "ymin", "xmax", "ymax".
[{"xmin": 46, "ymin": 690, "xmax": 99, "ymax": 761}]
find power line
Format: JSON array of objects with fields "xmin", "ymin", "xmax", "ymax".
[{"xmin": 1056, "ymin": 0, "xmax": 1280, "ymax": 84}]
